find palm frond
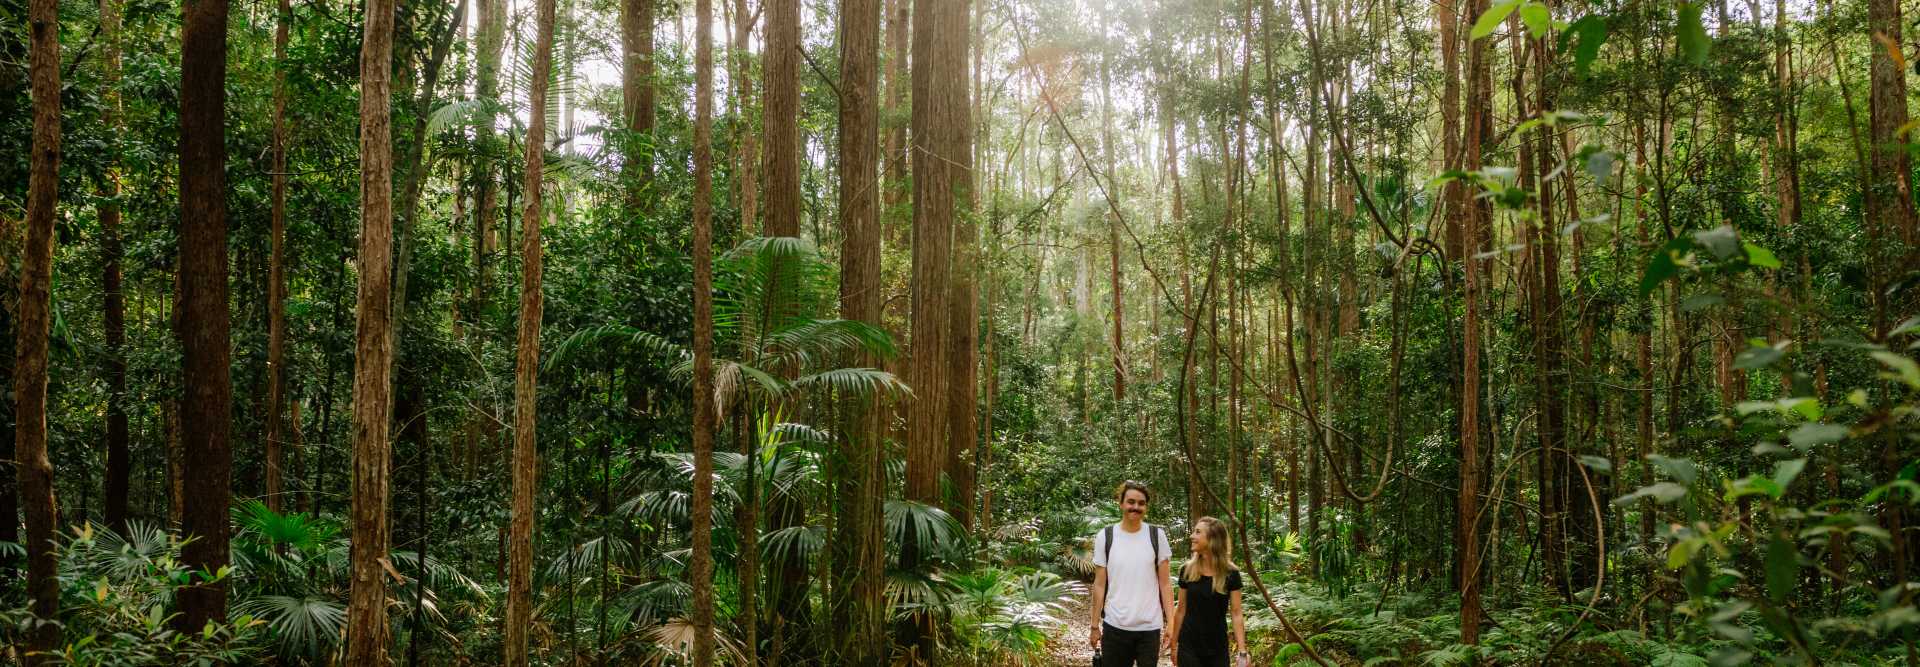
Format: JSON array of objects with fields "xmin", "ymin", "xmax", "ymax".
[
  {"xmin": 234, "ymin": 595, "xmax": 346, "ymax": 656},
  {"xmin": 886, "ymin": 500, "xmax": 969, "ymax": 564},
  {"xmin": 759, "ymin": 319, "xmax": 900, "ymax": 370},
  {"xmin": 758, "ymin": 525, "xmax": 825, "ymax": 571},
  {"xmin": 790, "ymin": 368, "xmax": 912, "ymax": 400}
]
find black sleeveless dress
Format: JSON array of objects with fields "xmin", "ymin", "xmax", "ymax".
[{"xmin": 1176, "ymin": 566, "xmax": 1242, "ymax": 667}]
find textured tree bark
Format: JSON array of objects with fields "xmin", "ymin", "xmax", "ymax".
[
  {"xmin": 17, "ymin": 0, "xmax": 62, "ymax": 655},
  {"xmin": 905, "ymin": 0, "xmax": 968, "ymax": 659},
  {"xmin": 177, "ymin": 0, "xmax": 235, "ymax": 632},
  {"xmin": 504, "ymin": 0, "xmax": 557, "ymax": 660},
  {"xmin": 834, "ymin": 0, "xmax": 888, "ymax": 658},
  {"xmin": 690, "ymin": 0, "xmax": 719, "ymax": 659},
  {"xmin": 467, "ymin": 0, "xmax": 505, "ymax": 468},
  {"xmin": 100, "ymin": 0, "xmax": 132, "ymax": 532},
  {"xmin": 622, "ymin": 0, "xmax": 655, "ymax": 186},
  {"xmin": 730, "ymin": 0, "xmax": 759, "ymax": 238},
  {"xmin": 764, "ymin": 0, "xmax": 801, "ymax": 238},
  {"xmin": 344, "ymin": 0, "xmax": 399, "ymax": 657},
  {"xmin": 264, "ymin": 0, "xmax": 291, "ymax": 515},
  {"xmin": 1866, "ymin": 0, "xmax": 1915, "ymax": 590},
  {"xmin": 1457, "ymin": 0, "xmax": 1490, "ymax": 644},
  {"xmin": 883, "ymin": 0, "xmax": 909, "ymax": 245}
]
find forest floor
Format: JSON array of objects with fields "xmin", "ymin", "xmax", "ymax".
[{"xmin": 1045, "ymin": 594, "xmax": 1097, "ymax": 665}]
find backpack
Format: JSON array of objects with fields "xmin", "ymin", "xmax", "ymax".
[{"xmin": 1098, "ymin": 523, "xmax": 1162, "ymax": 620}]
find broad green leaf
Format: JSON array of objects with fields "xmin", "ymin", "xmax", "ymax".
[
  {"xmin": 1678, "ymin": 2, "xmax": 1711, "ymax": 65},
  {"xmin": 1585, "ymin": 149, "xmax": 1615, "ymax": 180},
  {"xmin": 1472, "ymin": 0, "xmax": 1521, "ymax": 40},
  {"xmin": 1772, "ymin": 458, "xmax": 1808, "ymax": 490},
  {"xmin": 1893, "ymin": 315, "xmax": 1920, "ymax": 337},
  {"xmin": 1743, "ymin": 242, "xmax": 1781, "ymax": 269},
  {"xmin": 1692, "ymin": 225, "xmax": 1740, "ymax": 259},
  {"xmin": 1765, "ymin": 537, "xmax": 1797, "ymax": 604},
  {"xmin": 1518, "ymin": 3, "xmax": 1552, "ymax": 38},
  {"xmin": 1641, "ymin": 238, "xmax": 1694, "ymax": 295},
  {"xmin": 1733, "ymin": 344, "xmax": 1783, "ymax": 370},
  {"xmin": 1726, "ymin": 476, "xmax": 1782, "ymax": 501},
  {"xmin": 1668, "ymin": 537, "xmax": 1703, "ymax": 569},
  {"xmin": 1870, "ymin": 351, "xmax": 1920, "ymax": 389},
  {"xmin": 1580, "ymin": 455, "xmax": 1613, "ymax": 472},
  {"xmin": 1787, "ymin": 423, "xmax": 1848, "ymax": 449},
  {"xmin": 1649, "ymin": 454, "xmax": 1698, "ymax": 484},
  {"xmin": 1560, "ymin": 15, "xmax": 1609, "ymax": 78}
]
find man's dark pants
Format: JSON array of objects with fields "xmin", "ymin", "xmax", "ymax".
[{"xmin": 1101, "ymin": 622, "xmax": 1161, "ymax": 667}]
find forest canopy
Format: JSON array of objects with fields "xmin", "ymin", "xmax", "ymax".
[{"xmin": 3, "ymin": 0, "xmax": 1919, "ymax": 663}]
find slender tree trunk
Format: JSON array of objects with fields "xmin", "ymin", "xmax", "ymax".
[
  {"xmin": 468, "ymin": 0, "xmax": 505, "ymax": 464},
  {"xmin": 1457, "ymin": 0, "xmax": 1491, "ymax": 643},
  {"xmin": 883, "ymin": 0, "xmax": 909, "ymax": 244},
  {"xmin": 17, "ymin": 0, "xmax": 62, "ymax": 655},
  {"xmin": 264, "ymin": 0, "xmax": 292, "ymax": 515},
  {"xmin": 344, "ymin": 0, "xmax": 399, "ymax": 658},
  {"xmin": 730, "ymin": 0, "xmax": 759, "ymax": 238},
  {"xmin": 99, "ymin": 0, "xmax": 132, "ymax": 533},
  {"xmin": 504, "ymin": 0, "xmax": 558, "ymax": 660},
  {"xmin": 690, "ymin": 0, "xmax": 719, "ymax": 660},
  {"xmin": 177, "ymin": 0, "xmax": 235, "ymax": 631},
  {"xmin": 622, "ymin": 0, "xmax": 655, "ymax": 187}
]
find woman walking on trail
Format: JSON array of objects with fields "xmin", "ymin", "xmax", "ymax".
[{"xmin": 1166, "ymin": 517, "xmax": 1248, "ymax": 667}]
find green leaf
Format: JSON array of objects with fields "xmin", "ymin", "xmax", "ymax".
[
  {"xmin": 1472, "ymin": 0, "xmax": 1520, "ymax": 39},
  {"xmin": 1560, "ymin": 15, "xmax": 1609, "ymax": 78},
  {"xmin": 1668, "ymin": 537, "xmax": 1703, "ymax": 569},
  {"xmin": 1678, "ymin": 2, "xmax": 1711, "ymax": 65},
  {"xmin": 1585, "ymin": 149, "xmax": 1615, "ymax": 180},
  {"xmin": 1870, "ymin": 351, "xmax": 1920, "ymax": 389},
  {"xmin": 1641, "ymin": 238, "xmax": 1694, "ymax": 295},
  {"xmin": 1765, "ymin": 537, "xmax": 1796, "ymax": 604},
  {"xmin": 1733, "ymin": 344, "xmax": 1783, "ymax": 371},
  {"xmin": 1772, "ymin": 458, "xmax": 1808, "ymax": 490},
  {"xmin": 1743, "ymin": 242, "xmax": 1781, "ymax": 269},
  {"xmin": 1580, "ymin": 455, "xmax": 1613, "ymax": 472},
  {"xmin": 1787, "ymin": 423, "xmax": 1848, "ymax": 449},
  {"xmin": 1518, "ymin": 3, "xmax": 1552, "ymax": 38},
  {"xmin": 1692, "ymin": 225, "xmax": 1740, "ymax": 259},
  {"xmin": 1649, "ymin": 454, "xmax": 1698, "ymax": 484},
  {"xmin": 1892, "ymin": 315, "xmax": 1920, "ymax": 337}
]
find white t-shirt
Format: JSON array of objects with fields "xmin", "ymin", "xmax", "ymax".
[{"xmin": 1092, "ymin": 522, "xmax": 1171, "ymax": 632}]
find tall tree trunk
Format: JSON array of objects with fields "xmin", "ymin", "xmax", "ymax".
[
  {"xmin": 905, "ymin": 0, "xmax": 968, "ymax": 659},
  {"xmin": 1867, "ymin": 0, "xmax": 1915, "ymax": 594},
  {"xmin": 17, "ymin": 0, "xmax": 62, "ymax": 655},
  {"xmin": 264, "ymin": 0, "xmax": 292, "ymax": 515},
  {"xmin": 100, "ymin": 0, "xmax": 132, "ymax": 533},
  {"xmin": 468, "ymin": 0, "xmax": 505, "ymax": 464},
  {"xmin": 883, "ymin": 0, "xmax": 909, "ymax": 244},
  {"xmin": 690, "ymin": 0, "xmax": 719, "ymax": 661},
  {"xmin": 504, "ymin": 0, "xmax": 557, "ymax": 660},
  {"xmin": 622, "ymin": 0, "xmax": 655, "ymax": 186},
  {"xmin": 730, "ymin": 0, "xmax": 759, "ymax": 237},
  {"xmin": 834, "ymin": 0, "xmax": 886, "ymax": 658},
  {"xmin": 344, "ymin": 0, "xmax": 399, "ymax": 658},
  {"xmin": 177, "ymin": 0, "xmax": 235, "ymax": 631},
  {"xmin": 1457, "ymin": 0, "xmax": 1491, "ymax": 643},
  {"xmin": 764, "ymin": 0, "xmax": 801, "ymax": 238}
]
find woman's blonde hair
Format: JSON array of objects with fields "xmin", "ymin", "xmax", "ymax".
[{"xmin": 1182, "ymin": 516, "xmax": 1239, "ymax": 594}]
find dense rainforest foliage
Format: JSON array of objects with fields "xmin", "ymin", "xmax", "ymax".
[{"xmin": 4, "ymin": 0, "xmax": 1920, "ymax": 662}]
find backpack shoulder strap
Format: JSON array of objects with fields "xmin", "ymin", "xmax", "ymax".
[
  {"xmin": 1102, "ymin": 525, "xmax": 1115, "ymax": 566},
  {"xmin": 1150, "ymin": 524, "xmax": 1162, "ymax": 562}
]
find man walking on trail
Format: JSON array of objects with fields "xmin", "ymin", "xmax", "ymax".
[{"xmin": 1090, "ymin": 480, "xmax": 1176, "ymax": 666}]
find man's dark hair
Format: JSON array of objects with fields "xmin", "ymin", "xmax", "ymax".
[{"xmin": 1115, "ymin": 480, "xmax": 1151, "ymax": 504}]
